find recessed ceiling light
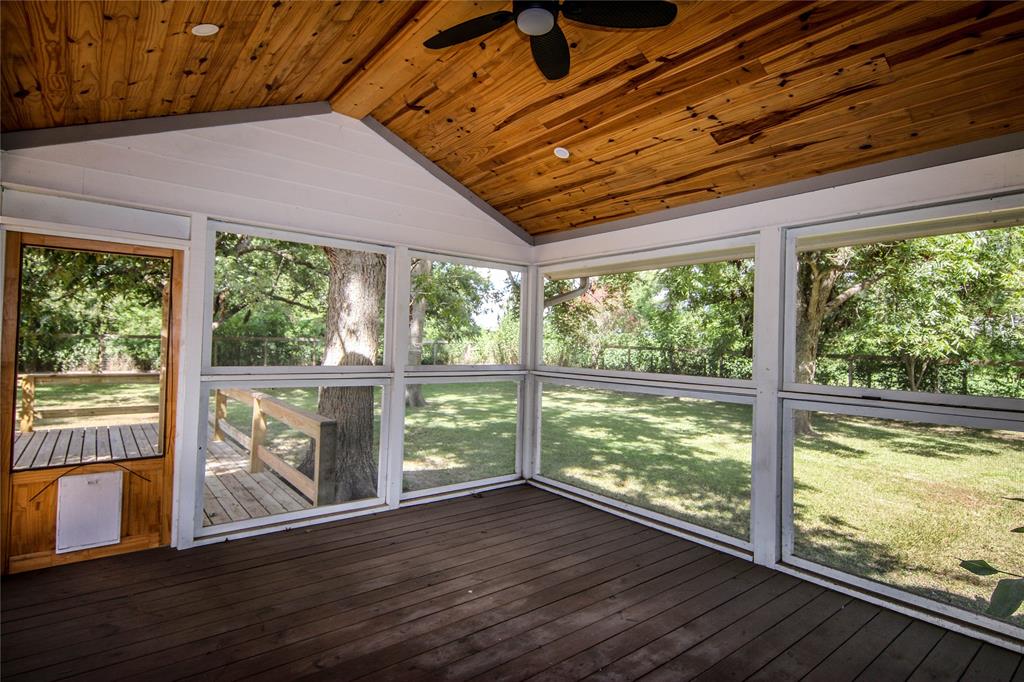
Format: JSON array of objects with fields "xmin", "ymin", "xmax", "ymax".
[
  {"xmin": 553, "ymin": 146, "xmax": 571, "ymax": 159},
  {"xmin": 191, "ymin": 23, "xmax": 220, "ymax": 36}
]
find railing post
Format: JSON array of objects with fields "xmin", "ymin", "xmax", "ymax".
[
  {"xmin": 314, "ymin": 420, "xmax": 337, "ymax": 507},
  {"xmin": 19, "ymin": 375, "xmax": 35, "ymax": 433},
  {"xmin": 250, "ymin": 393, "xmax": 266, "ymax": 473},
  {"xmin": 212, "ymin": 389, "xmax": 227, "ymax": 441}
]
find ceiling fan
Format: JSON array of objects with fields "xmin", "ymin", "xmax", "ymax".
[{"xmin": 422, "ymin": 1, "xmax": 678, "ymax": 81}]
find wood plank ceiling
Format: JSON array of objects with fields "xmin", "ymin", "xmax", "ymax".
[{"xmin": 3, "ymin": 1, "xmax": 1024, "ymax": 238}]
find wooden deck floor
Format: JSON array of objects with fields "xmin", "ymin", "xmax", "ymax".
[
  {"xmin": 13, "ymin": 425, "xmax": 312, "ymax": 528},
  {"xmin": 1, "ymin": 485, "xmax": 1018, "ymax": 681},
  {"xmin": 13, "ymin": 423, "xmax": 162, "ymax": 469},
  {"xmin": 203, "ymin": 439, "xmax": 312, "ymax": 526}
]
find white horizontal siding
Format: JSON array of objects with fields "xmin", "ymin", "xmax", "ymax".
[{"xmin": 0, "ymin": 112, "xmax": 530, "ymax": 261}]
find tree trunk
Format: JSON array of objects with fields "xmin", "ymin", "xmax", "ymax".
[
  {"xmin": 794, "ymin": 257, "xmax": 839, "ymax": 435},
  {"xmin": 313, "ymin": 248, "xmax": 386, "ymax": 503},
  {"xmin": 406, "ymin": 258, "xmax": 430, "ymax": 408}
]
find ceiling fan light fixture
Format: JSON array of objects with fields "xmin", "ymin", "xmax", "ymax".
[
  {"xmin": 516, "ymin": 7, "xmax": 555, "ymax": 36},
  {"xmin": 190, "ymin": 23, "xmax": 220, "ymax": 37}
]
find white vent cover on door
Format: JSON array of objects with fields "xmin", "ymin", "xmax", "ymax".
[{"xmin": 56, "ymin": 471, "xmax": 123, "ymax": 553}]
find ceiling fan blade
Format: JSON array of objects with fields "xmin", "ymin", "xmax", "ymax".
[
  {"xmin": 531, "ymin": 24, "xmax": 570, "ymax": 80},
  {"xmin": 423, "ymin": 11, "xmax": 514, "ymax": 49},
  {"xmin": 560, "ymin": 1, "xmax": 678, "ymax": 28}
]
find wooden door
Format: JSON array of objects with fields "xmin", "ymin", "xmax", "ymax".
[{"xmin": 0, "ymin": 232, "xmax": 183, "ymax": 573}]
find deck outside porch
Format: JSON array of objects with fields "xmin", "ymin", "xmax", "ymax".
[{"xmin": 13, "ymin": 424, "xmax": 310, "ymax": 527}]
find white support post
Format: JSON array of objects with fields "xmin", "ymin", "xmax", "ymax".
[
  {"xmin": 385, "ymin": 246, "xmax": 410, "ymax": 507},
  {"xmin": 751, "ymin": 225, "xmax": 785, "ymax": 565},
  {"xmin": 521, "ymin": 265, "xmax": 542, "ymax": 479},
  {"xmin": 173, "ymin": 214, "xmax": 209, "ymax": 550}
]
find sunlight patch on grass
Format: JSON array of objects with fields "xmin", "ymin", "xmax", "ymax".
[
  {"xmin": 403, "ymin": 382, "xmax": 518, "ymax": 491},
  {"xmin": 540, "ymin": 385, "xmax": 753, "ymax": 540}
]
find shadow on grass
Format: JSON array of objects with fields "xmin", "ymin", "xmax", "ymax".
[
  {"xmin": 799, "ymin": 412, "xmax": 1020, "ymax": 461},
  {"xmin": 539, "ymin": 387, "xmax": 753, "ymax": 539},
  {"xmin": 794, "ymin": 526, "xmax": 1024, "ymax": 628}
]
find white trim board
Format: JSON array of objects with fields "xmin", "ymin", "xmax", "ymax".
[{"xmin": 0, "ymin": 102, "xmax": 333, "ymax": 150}]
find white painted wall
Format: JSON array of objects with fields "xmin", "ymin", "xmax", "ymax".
[
  {"xmin": 0, "ymin": 112, "xmax": 531, "ymax": 262},
  {"xmin": 534, "ymin": 149, "xmax": 1024, "ymax": 264}
]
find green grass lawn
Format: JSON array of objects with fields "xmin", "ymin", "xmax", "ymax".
[
  {"xmin": 24, "ymin": 381, "xmax": 159, "ymax": 409},
  {"xmin": 403, "ymin": 382, "xmax": 518, "ymax": 491},
  {"xmin": 793, "ymin": 412, "xmax": 1023, "ymax": 626},
  {"xmin": 540, "ymin": 385, "xmax": 753, "ymax": 540}
]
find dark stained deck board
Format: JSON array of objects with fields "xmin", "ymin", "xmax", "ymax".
[
  {"xmin": 80, "ymin": 427, "xmax": 97, "ymax": 463},
  {"xmin": 803, "ymin": 609, "xmax": 915, "ymax": 682},
  {"xmin": 961, "ymin": 644, "xmax": 1023, "ymax": 682},
  {"xmin": 746, "ymin": 599, "xmax": 882, "ymax": 681},
  {"xmin": 0, "ymin": 485, "xmax": 565, "ymax": 630},
  {"xmin": 404, "ymin": 556, "xmax": 760, "ymax": 682},
  {"xmin": 908, "ymin": 631, "xmax": 983, "ymax": 682},
  {"xmin": 31, "ymin": 430, "xmax": 60, "ymax": 468},
  {"xmin": 11, "ymin": 429, "xmax": 34, "ymax": 465},
  {"xmin": 687, "ymin": 590, "xmax": 854, "ymax": 681},
  {"xmin": 0, "ymin": 487, "xmax": 1019, "ymax": 682},
  {"xmin": 0, "ymin": 486, "xmax": 561, "ymax": 616},
  {"xmin": 855, "ymin": 620, "xmax": 949, "ymax": 682},
  {"xmin": 95, "ymin": 425, "xmax": 111, "ymax": 461}
]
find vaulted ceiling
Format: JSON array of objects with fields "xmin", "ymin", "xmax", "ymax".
[{"xmin": 3, "ymin": 1, "xmax": 1024, "ymax": 238}]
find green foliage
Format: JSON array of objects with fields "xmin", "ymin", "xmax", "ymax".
[
  {"xmin": 17, "ymin": 247, "xmax": 168, "ymax": 372},
  {"xmin": 543, "ymin": 259, "xmax": 755, "ymax": 378},
  {"xmin": 213, "ymin": 233, "xmax": 330, "ymax": 337},
  {"xmin": 988, "ymin": 578, "xmax": 1024, "ymax": 618},
  {"xmin": 802, "ymin": 226, "xmax": 1024, "ymax": 397},
  {"xmin": 413, "ymin": 260, "xmax": 493, "ymax": 343},
  {"xmin": 413, "ymin": 261, "xmax": 520, "ymax": 365},
  {"xmin": 957, "ymin": 497, "xmax": 1024, "ymax": 619},
  {"xmin": 960, "ymin": 559, "xmax": 1001, "ymax": 576}
]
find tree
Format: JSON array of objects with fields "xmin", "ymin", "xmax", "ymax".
[
  {"xmin": 18, "ymin": 247, "xmax": 168, "ymax": 373},
  {"xmin": 315, "ymin": 247, "xmax": 387, "ymax": 503},
  {"xmin": 406, "ymin": 258, "xmax": 431, "ymax": 407},
  {"xmin": 792, "ymin": 244, "xmax": 891, "ymax": 433},
  {"xmin": 794, "ymin": 227, "xmax": 1024, "ymax": 433}
]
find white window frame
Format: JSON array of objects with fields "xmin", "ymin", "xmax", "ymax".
[
  {"xmin": 202, "ymin": 220, "xmax": 395, "ymax": 377},
  {"xmin": 532, "ymin": 375, "xmax": 756, "ymax": 554},
  {"xmin": 537, "ymin": 235, "xmax": 759, "ymax": 389},
  {"xmin": 193, "ymin": 376, "xmax": 393, "ymax": 539},
  {"xmin": 782, "ymin": 203, "xmax": 1024, "ymax": 413},
  {"xmin": 781, "ymin": 398, "xmax": 1024, "ymax": 642},
  {"xmin": 396, "ymin": 249, "xmax": 530, "ymax": 501},
  {"xmin": 405, "ymin": 249, "xmax": 527, "ymax": 374},
  {"xmin": 400, "ymin": 373, "xmax": 526, "ymax": 501}
]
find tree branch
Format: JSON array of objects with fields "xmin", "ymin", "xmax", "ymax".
[
  {"xmin": 234, "ymin": 243, "xmax": 323, "ymax": 272},
  {"xmin": 544, "ymin": 277, "xmax": 591, "ymax": 308},
  {"xmin": 824, "ymin": 277, "xmax": 877, "ymax": 319},
  {"xmin": 267, "ymin": 293, "xmax": 318, "ymax": 313}
]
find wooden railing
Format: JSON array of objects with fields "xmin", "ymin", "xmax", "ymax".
[
  {"xmin": 210, "ymin": 389, "xmax": 337, "ymax": 506},
  {"xmin": 18, "ymin": 372, "xmax": 162, "ymax": 434}
]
